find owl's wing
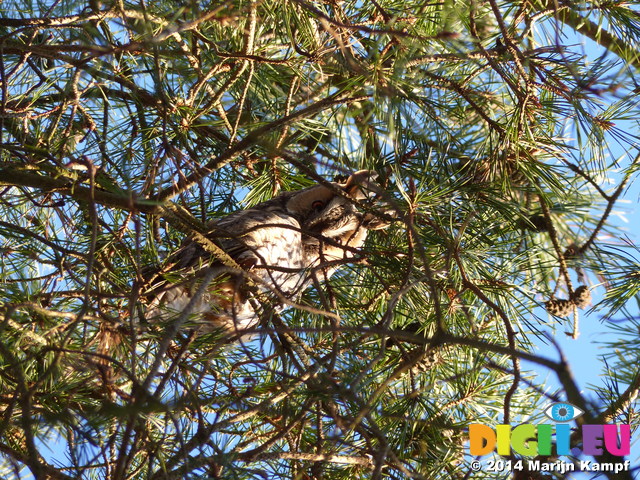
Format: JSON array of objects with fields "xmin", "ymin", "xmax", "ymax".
[
  {"xmin": 139, "ymin": 237, "xmax": 231, "ymax": 329},
  {"xmin": 141, "ymin": 206, "xmax": 305, "ymax": 332},
  {"xmin": 142, "ymin": 206, "xmax": 274, "ymax": 291}
]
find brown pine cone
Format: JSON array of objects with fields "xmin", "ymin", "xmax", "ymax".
[
  {"xmin": 545, "ymin": 298, "xmax": 574, "ymax": 317},
  {"xmin": 571, "ymin": 285, "xmax": 591, "ymax": 309}
]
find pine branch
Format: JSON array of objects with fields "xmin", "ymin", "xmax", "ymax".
[{"xmin": 535, "ymin": 0, "xmax": 640, "ymax": 70}]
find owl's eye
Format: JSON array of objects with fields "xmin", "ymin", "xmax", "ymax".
[{"xmin": 311, "ymin": 200, "xmax": 325, "ymax": 211}]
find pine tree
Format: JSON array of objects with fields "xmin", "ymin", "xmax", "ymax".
[{"xmin": 0, "ymin": 0, "xmax": 638, "ymax": 478}]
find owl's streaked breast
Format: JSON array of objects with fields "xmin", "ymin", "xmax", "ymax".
[{"xmin": 217, "ymin": 209, "xmax": 308, "ymax": 296}]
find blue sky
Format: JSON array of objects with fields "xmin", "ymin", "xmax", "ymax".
[
  {"xmin": 524, "ymin": 42, "xmax": 640, "ymax": 479},
  {"xmin": 475, "ymin": 13, "xmax": 640, "ymax": 477}
]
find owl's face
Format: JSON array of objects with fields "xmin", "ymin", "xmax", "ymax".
[
  {"xmin": 285, "ymin": 170, "xmax": 380, "ymax": 225},
  {"xmin": 282, "ymin": 170, "xmax": 387, "ymax": 263}
]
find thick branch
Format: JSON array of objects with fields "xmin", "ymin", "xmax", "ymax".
[{"xmin": 0, "ymin": 165, "xmax": 160, "ymax": 214}]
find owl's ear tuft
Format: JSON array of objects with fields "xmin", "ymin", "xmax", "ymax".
[{"xmin": 343, "ymin": 170, "xmax": 380, "ymax": 200}]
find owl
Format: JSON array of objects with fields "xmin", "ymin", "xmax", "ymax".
[{"xmin": 143, "ymin": 170, "xmax": 387, "ymax": 337}]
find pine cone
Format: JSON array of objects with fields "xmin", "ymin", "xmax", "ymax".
[
  {"xmin": 410, "ymin": 347, "xmax": 443, "ymax": 373},
  {"xmin": 545, "ymin": 298, "xmax": 574, "ymax": 317},
  {"xmin": 571, "ymin": 285, "xmax": 591, "ymax": 309}
]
